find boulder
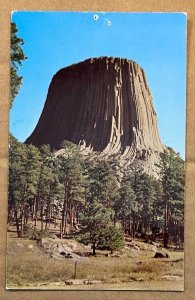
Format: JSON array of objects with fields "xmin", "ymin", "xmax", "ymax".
[
  {"xmin": 65, "ymin": 279, "xmax": 85, "ymax": 285},
  {"xmin": 57, "ymin": 244, "xmax": 72, "ymax": 254},
  {"xmin": 154, "ymin": 249, "xmax": 170, "ymax": 258},
  {"xmin": 40, "ymin": 238, "xmax": 88, "ymax": 260},
  {"xmin": 50, "ymin": 233, "xmax": 58, "ymax": 239},
  {"xmin": 85, "ymin": 280, "xmax": 102, "ymax": 285},
  {"xmin": 27, "ymin": 244, "xmax": 33, "ymax": 249},
  {"xmin": 64, "ymin": 279, "xmax": 102, "ymax": 285},
  {"xmin": 161, "ymin": 275, "xmax": 182, "ymax": 281},
  {"xmin": 126, "ymin": 242, "xmax": 140, "ymax": 251}
]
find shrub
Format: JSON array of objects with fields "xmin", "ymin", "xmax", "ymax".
[{"xmin": 24, "ymin": 223, "xmax": 50, "ymax": 240}]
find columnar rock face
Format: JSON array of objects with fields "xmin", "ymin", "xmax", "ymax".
[{"xmin": 26, "ymin": 57, "xmax": 165, "ymax": 172}]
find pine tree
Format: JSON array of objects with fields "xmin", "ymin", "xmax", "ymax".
[
  {"xmin": 138, "ymin": 173, "xmax": 158, "ymax": 236},
  {"xmin": 22, "ymin": 144, "xmax": 41, "ymax": 233},
  {"xmin": 34, "ymin": 144, "xmax": 60, "ymax": 229},
  {"xmin": 158, "ymin": 151, "xmax": 184, "ymax": 247},
  {"xmin": 78, "ymin": 199, "xmax": 113, "ymax": 255},
  {"xmin": 127, "ymin": 162, "xmax": 146, "ymax": 237},
  {"xmin": 9, "ymin": 135, "xmax": 27, "ymax": 236},
  {"xmin": 100, "ymin": 224, "xmax": 125, "ymax": 254},
  {"xmin": 149, "ymin": 179, "xmax": 163, "ymax": 241},
  {"xmin": 10, "ymin": 22, "xmax": 27, "ymax": 108},
  {"xmin": 85, "ymin": 158, "xmax": 119, "ymax": 215},
  {"xmin": 114, "ymin": 172, "xmax": 135, "ymax": 234},
  {"xmin": 57, "ymin": 141, "xmax": 85, "ymax": 236}
]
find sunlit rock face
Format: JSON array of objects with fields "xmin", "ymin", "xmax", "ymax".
[{"xmin": 26, "ymin": 57, "xmax": 166, "ymax": 174}]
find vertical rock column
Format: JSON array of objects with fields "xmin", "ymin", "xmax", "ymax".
[{"xmin": 26, "ymin": 56, "xmax": 165, "ymax": 163}]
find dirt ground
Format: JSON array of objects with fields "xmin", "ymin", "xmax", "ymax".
[{"xmin": 6, "ymin": 224, "xmax": 184, "ymax": 291}]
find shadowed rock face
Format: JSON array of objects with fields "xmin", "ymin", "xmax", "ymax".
[{"xmin": 26, "ymin": 57, "xmax": 165, "ymax": 169}]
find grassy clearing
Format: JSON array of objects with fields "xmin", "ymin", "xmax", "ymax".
[
  {"xmin": 6, "ymin": 233, "xmax": 183, "ymax": 288},
  {"xmin": 7, "ymin": 239, "xmax": 73, "ymax": 285}
]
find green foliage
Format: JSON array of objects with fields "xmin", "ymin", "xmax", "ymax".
[
  {"xmin": 77, "ymin": 199, "xmax": 114, "ymax": 254},
  {"xmin": 56, "ymin": 141, "xmax": 85, "ymax": 233},
  {"xmin": 84, "ymin": 158, "xmax": 120, "ymax": 211},
  {"xmin": 77, "ymin": 158, "xmax": 124, "ymax": 253},
  {"xmin": 10, "ymin": 22, "xmax": 27, "ymax": 108},
  {"xmin": 25, "ymin": 223, "xmax": 50, "ymax": 240},
  {"xmin": 57, "ymin": 141, "xmax": 83, "ymax": 192},
  {"xmin": 38, "ymin": 145, "xmax": 62, "ymax": 217},
  {"xmin": 9, "ymin": 137, "xmax": 38, "ymax": 202},
  {"xmin": 78, "ymin": 200, "xmax": 124, "ymax": 253},
  {"xmin": 9, "ymin": 135, "xmax": 27, "ymax": 208},
  {"xmin": 99, "ymin": 224, "xmax": 125, "ymax": 253},
  {"xmin": 114, "ymin": 172, "xmax": 135, "ymax": 220},
  {"xmin": 8, "ymin": 136, "xmax": 184, "ymax": 248},
  {"xmin": 25, "ymin": 144, "xmax": 41, "ymax": 196},
  {"xmin": 159, "ymin": 152, "xmax": 184, "ymax": 201},
  {"xmin": 158, "ymin": 151, "xmax": 184, "ymax": 246}
]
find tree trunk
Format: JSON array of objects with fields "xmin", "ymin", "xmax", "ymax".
[
  {"xmin": 122, "ymin": 217, "xmax": 125, "ymax": 232},
  {"xmin": 62, "ymin": 184, "xmax": 67, "ymax": 235},
  {"xmin": 128, "ymin": 213, "xmax": 131, "ymax": 236},
  {"xmin": 48, "ymin": 202, "xmax": 51, "ymax": 228},
  {"xmin": 24, "ymin": 206, "xmax": 29, "ymax": 226},
  {"xmin": 74, "ymin": 204, "xmax": 77, "ymax": 227},
  {"xmin": 20, "ymin": 208, "xmax": 24, "ymax": 237},
  {"xmin": 46, "ymin": 186, "xmax": 51, "ymax": 229},
  {"xmin": 132, "ymin": 215, "xmax": 135, "ymax": 239},
  {"xmin": 64, "ymin": 205, "xmax": 68, "ymax": 235},
  {"xmin": 60, "ymin": 222, "xmax": 62, "ymax": 239},
  {"xmin": 113, "ymin": 213, "xmax": 116, "ymax": 226},
  {"xmin": 34, "ymin": 196, "xmax": 39, "ymax": 228},
  {"xmin": 32, "ymin": 197, "xmax": 36, "ymax": 219},
  {"xmin": 41, "ymin": 200, "xmax": 44, "ymax": 230},
  {"xmin": 163, "ymin": 199, "xmax": 169, "ymax": 248},
  {"xmin": 92, "ymin": 241, "xmax": 96, "ymax": 256},
  {"xmin": 14, "ymin": 208, "xmax": 20, "ymax": 237},
  {"xmin": 69, "ymin": 201, "xmax": 74, "ymax": 230},
  {"xmin": 64, "ymin": 196, "xmax": 70, "ymax": 235}
]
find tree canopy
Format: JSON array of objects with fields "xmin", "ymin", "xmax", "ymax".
[
  {"xmin": 8, "ymin": 139, "xmax": 185, "ymax": 251},
  {"xmin": 10, "ymin": 22, "xmax": 27, "ymax": 108}
]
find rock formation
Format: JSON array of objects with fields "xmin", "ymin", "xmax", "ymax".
[{"xmin": 26, "ymin": 57, "xmax": 166, "ymax": 174}]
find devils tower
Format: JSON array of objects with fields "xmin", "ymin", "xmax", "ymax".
[{"xmin": 26, "ymin": 57, "xmax": 166, "ymax": 173}]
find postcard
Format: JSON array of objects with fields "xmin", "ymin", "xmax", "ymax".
[{"xmin": 7, "ymin": 11, "xmax": 186, "ymax": 290}]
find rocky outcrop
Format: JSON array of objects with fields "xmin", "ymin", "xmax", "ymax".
[
  {"xmin": 40, "ymin": 238, "xmax": 89, "ymax": 261},
  {"xmin": 26, "ymin": 57, "xmax": 166, "ymax": 173}
]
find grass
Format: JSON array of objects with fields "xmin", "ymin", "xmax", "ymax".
[{"xmin": 6, "ymin": 231, "xmax": 184, "ymax": 288}]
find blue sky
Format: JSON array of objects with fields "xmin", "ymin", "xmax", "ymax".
[{"xmin": 10, "ymin": 12, "xmax": 187, "ymax": 158}]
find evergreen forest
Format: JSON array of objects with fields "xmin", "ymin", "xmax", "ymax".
[{"xmin": 8, "ymin": 136, "xmax": 184, "ymax": 253}]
